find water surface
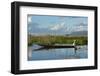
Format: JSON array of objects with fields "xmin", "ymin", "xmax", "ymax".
[{"xmin": 28, "ymin": 44, "xmax": 88, "ymax": 61}]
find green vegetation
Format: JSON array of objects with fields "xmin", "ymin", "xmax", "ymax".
[{"xmin": 28, "ymin": 35, "xmax": 88, "ymax": 46}]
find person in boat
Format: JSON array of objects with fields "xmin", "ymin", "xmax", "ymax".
[{"xmin": 73, "ymin": 40, "xmax": 76, "ymax": 46}]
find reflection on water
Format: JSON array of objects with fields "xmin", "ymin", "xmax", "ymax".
[{"xmin": 28, "ymin": 44, "xmax": 88, "ymax": 61}]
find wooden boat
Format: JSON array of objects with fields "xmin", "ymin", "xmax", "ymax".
[
  {"xmin": 38, "ymin": 40, "xmax": 77, "ymax": 48},
  {"xmin": 38, "ymin": 44, "xmax": 76, "ymax": 48}
]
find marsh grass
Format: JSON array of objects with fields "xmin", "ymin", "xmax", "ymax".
[{"xmin": 28, "ymin": 35, "xmax": 87, "ymax": 46}]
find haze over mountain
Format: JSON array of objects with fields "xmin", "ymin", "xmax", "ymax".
[{"xmin": 69, "ymin": 31, "xmax": 87, "ymax": 36}]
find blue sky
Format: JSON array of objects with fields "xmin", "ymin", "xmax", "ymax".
[{"xmin": 28, "ymin": 15, "xmax": 88, "ymax": 35}]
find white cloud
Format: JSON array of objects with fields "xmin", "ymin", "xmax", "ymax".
[
  {"xmin": 75, "ymin": 25, "xmax": 87, "ymax": 31},
  {"xmin": 28, "ymin": 16, "xmax": 32, "ymax": 23},
  {"xmin": 50, "ymin": 24, "xmax": 60, "ymax": 30},
  {"xmin": 50, "ymin": 22, "xmax": 65, "ymax": 31}
]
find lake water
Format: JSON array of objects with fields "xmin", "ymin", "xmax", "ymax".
[{"xmin": 28, "ymin": 44, "xmax": 88, "ymax": 61}]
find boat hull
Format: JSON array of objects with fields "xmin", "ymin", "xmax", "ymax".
[{"xmin": 38, "ymin": 44, "xmax": 76, "ymax": 48}]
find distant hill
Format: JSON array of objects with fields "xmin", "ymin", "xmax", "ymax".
[{"xmin": 69, "ymin": 31, "xmax": 87, "ymax": 36}]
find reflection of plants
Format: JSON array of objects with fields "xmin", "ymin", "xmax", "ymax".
[{"xmin": 28, "ymin": 35, "xmax": 88, "ymax": 46}]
